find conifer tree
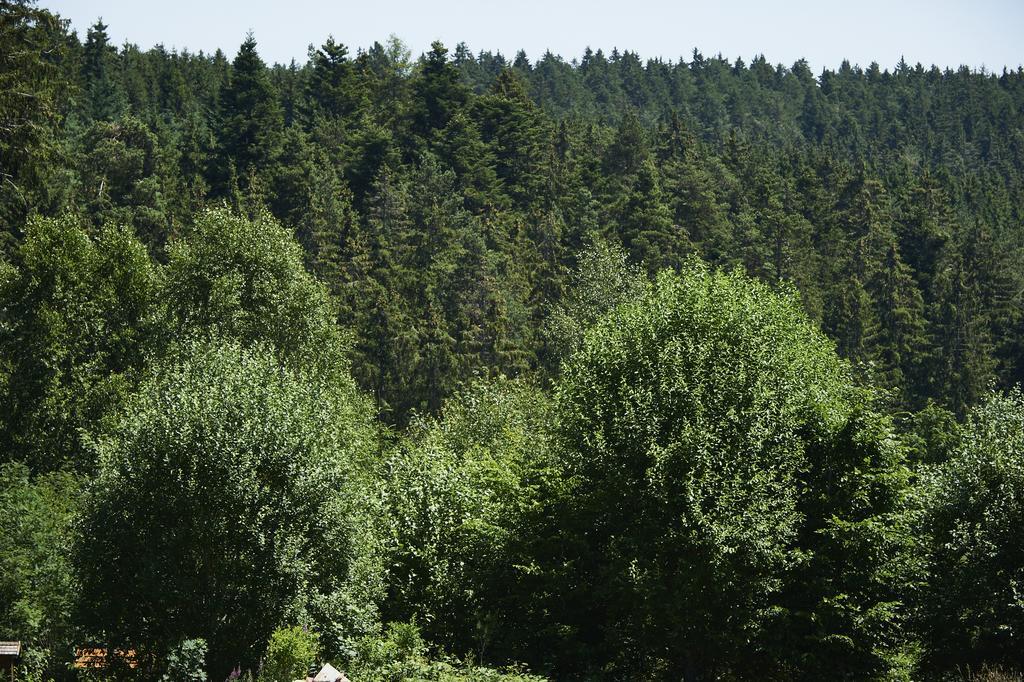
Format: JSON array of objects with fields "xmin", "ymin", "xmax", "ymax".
[
  {"xmin": 81, "ymin": 19, "xmax": 125, "ymax": 121},
  {"xmin": 409, "ymin": 41, "xmax": 470, "ymax": 148},
  {"xmin": 216, "ymin": 33, "xmax": 284, "ymax": 197},
  {"xmin": 612, "ymin": 156, "xmax": 684, "ymax": 273},
  {"xmin": 928, "ymin": 245, "xmax": 996, "ymax": 416},
  {"xmin": 0, "ymin": 0, "xmax": 72, "ymax": 244},
  {"xmin": 433, "ymin": 110, "xmax": 502, "ymax": 212},
  {"xmin": 873, "ymin": 242, "xmax": 928, "ymax": 402},
  {"xmin": 305, "ymin": 36, "xmax": 366, "ymax": 123},
  {"xmin": 77, "ymin": 115, "xmax": 172, "ymax": 250},
  {"xmin": 305, "ymin": 150, "xmax": 362, "ymax": 299},
  {"xmin": 474, "ymin": 69, "xmax": 551, "ymax": 209}
]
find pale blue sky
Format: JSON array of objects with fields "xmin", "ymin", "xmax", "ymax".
[{"xmin": 47, "ymin": 0, "xmax": 1023, "ymax": 72}]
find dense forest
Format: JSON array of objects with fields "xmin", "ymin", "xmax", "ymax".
[{"xmin": 2, "ymin": 0, "xmax": 1024, "ymax": 679}]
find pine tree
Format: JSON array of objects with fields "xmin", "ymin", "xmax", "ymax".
[
  {"xmin": 76, "ymin": 115, "xmax": 171, "ymax": 250},
  {"xmin": 305, "ymin": 150, "xmax": 361, "ymax": 297},
  {"xmin": 899, "ymin": 171, "xmax": 953, "ymax": 296},
  {"xmin": 928, "ymin": 245, "xmax": 996, "ymax": 416},
  {"xmin": 655, "ymin": 116, "xmax": 734, "ymax": 266},
  {"xmin": 433, "ymin": 110, "xmax": 502, "ymax": 213},
  {"xmin": 270, "ymin": 124, "xmax": 315, "ymax": 228},
  {"xmin": 81, "ymin": 19, "xmax": 125, "ymax": 121},
  {"xmin": 409, "ymin": 41, "xmax": 469, "ymax": 149},
  {"xmin": 304, "ymin": 36, "xmax": 366, "ymax": 123},
  {"xmin": 0, "ymin": 0, "xmax": 71, "ymax": 244},
  {"xmin": 216, "ymin": 33, "xmax": 284, "ymax": 197},
  {"xmin": 873, "ymin": 241, "xmax": 928, "ymax": 403},
  {"xmin": 613, "ymin": 157, "xmax": 685, "ymax": 273},
  {"xmin": 474, "ymin": 69, "xmax": 551, "ymax": 210},
  {"xmin": 826, "ymin": 266, "xmax": 883, "ymax": 378}
]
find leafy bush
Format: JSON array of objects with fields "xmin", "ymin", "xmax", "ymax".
[
  {"xmin": 350, "ymin": 622, "xmax": 547, "ymax": 682},
  {"xmin": 260, "ymin": 626, "xmax": 319, "ymax": 682},
  {"xmin": 160, "ymin": 207, "xmax": 349, "ymax": 376},
  {"xmin": 163, "ymin": 638, "xmax": 207, "ymax": 682},
  {"xmin": 0, "ymin": 462, "xmax": 79, "ymax": 680},
  {"xmin": 0, "ymin": 215, "xmax": 156, "ymax": 473}
]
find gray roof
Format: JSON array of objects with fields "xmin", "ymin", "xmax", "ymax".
[
  {"xmin": 314, "ymin": 663, "xmax": 348, "ymax": 682},
  {"xmin": 0, "ymin": 642, "xmax": 21, "ymax": 657}
]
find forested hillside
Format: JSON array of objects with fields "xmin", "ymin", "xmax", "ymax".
[{"xmin": 2, "ymin": 0, "xmax": 1024, "ymax": 680}]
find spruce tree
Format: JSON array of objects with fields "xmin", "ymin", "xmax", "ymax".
[
  {"xmin": 0, "ymin": 0, "xmax": 71, "ymax": 244},
  {"xmin": 216, "ymin": 33, "xmax": 284, "ymax": 197},
  {"xmin": 304, "ymin": 36, "xmax": 366, "ymax": 123},
  {"xmin": 474, "ymin": 69, "xmax": 551, "ymax": 209},
  {"xmin": 409, "ymin": 41, "xmax": 469, "ymax": 149},
  {"xmin": 81, "ymin": 19, "xmax": 125, "ymax": 121}
]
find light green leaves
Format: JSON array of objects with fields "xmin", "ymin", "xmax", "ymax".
[{"xmin": 76, "ymin": 338, "xmax": 380, "ymax": 675}]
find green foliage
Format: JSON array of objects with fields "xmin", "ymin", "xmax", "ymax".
[
  {"xmin": 304, "ymin": 37, "xmax": 365, "ymax": 123},
  {"xmin": 260, "ymin": 626, "xmax": 319, "ymax": 682},
  {"xmin": 74, "ymin": 339, "xmax": 381, "ymax": 678},
  {"xmin": 341, "ymin": 158, "xmax": 536, "ymax": 422},
  {"xmin": 163, "ymin": 638, "xmax": 207, "ymax": 682},
  {"xmin": 81, "ymin": 19, "xmax": 125, "ymax": 122},
  {"xmin": 410, "ymin": 42, "xmax": 469, "ymax": 145},
  {"xmin": 473, "ymin": 69, "xmax": 549, "ymax": 209},
  {"xmin": 553, "ymin": 261, "xmax": 918, "ymax": 678},
  {"xmin": 2, "ymin": 17, "xmax": 1024, "ymax": 682},
  {"xmin": 543, "ymin": 240, "xmax": 649, "ymax": 369},
  {"xmin": 0, "ymin": 214, "xmax": 157, "ymax": 473},
  {"xmin": 0, "ymin": 0, "xmax": 72, "ymax": 243},
  {"xmin": 902, "ymin": 401, "xmax": 962, "ymax": 465},
  {"xmin": 784, "ymin": 406, "xmax": 922, "ymax": 680},
  {"xmin": 216, "ymin": 34, "xmax": 284, "ymax": 196},
  {"xmin": 919, "ymin": 389, "xmax": 1024, "ymax": 675},
  {"xmin": 0, "ymin": 462, "xmax": 79, "ymax": 680},
  {"xmin": 6, "ymin": 25, "xmax": 1016, "ymax": 422},
  {"xmin": 350, "ymin": 622, "xmax": 547, "ymax": 682},
  {"xmin": 381, "ymin": 378, "xmax": 557, "ymax": 661},
  {"xmin": 554, "ymin": 261, "xmax": 854, "ymax": 676},
  {"xmin": 160, "ymin": 207, "xmax": 348, "ymax": 374},
  {"xmin": 77, "ymin": 115, "xmax": 173, "ymax": 250}
]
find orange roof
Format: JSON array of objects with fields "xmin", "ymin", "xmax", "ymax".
[{"xmin": 74, "ymin": 648, "xmax": 138, "ymax": 669}]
